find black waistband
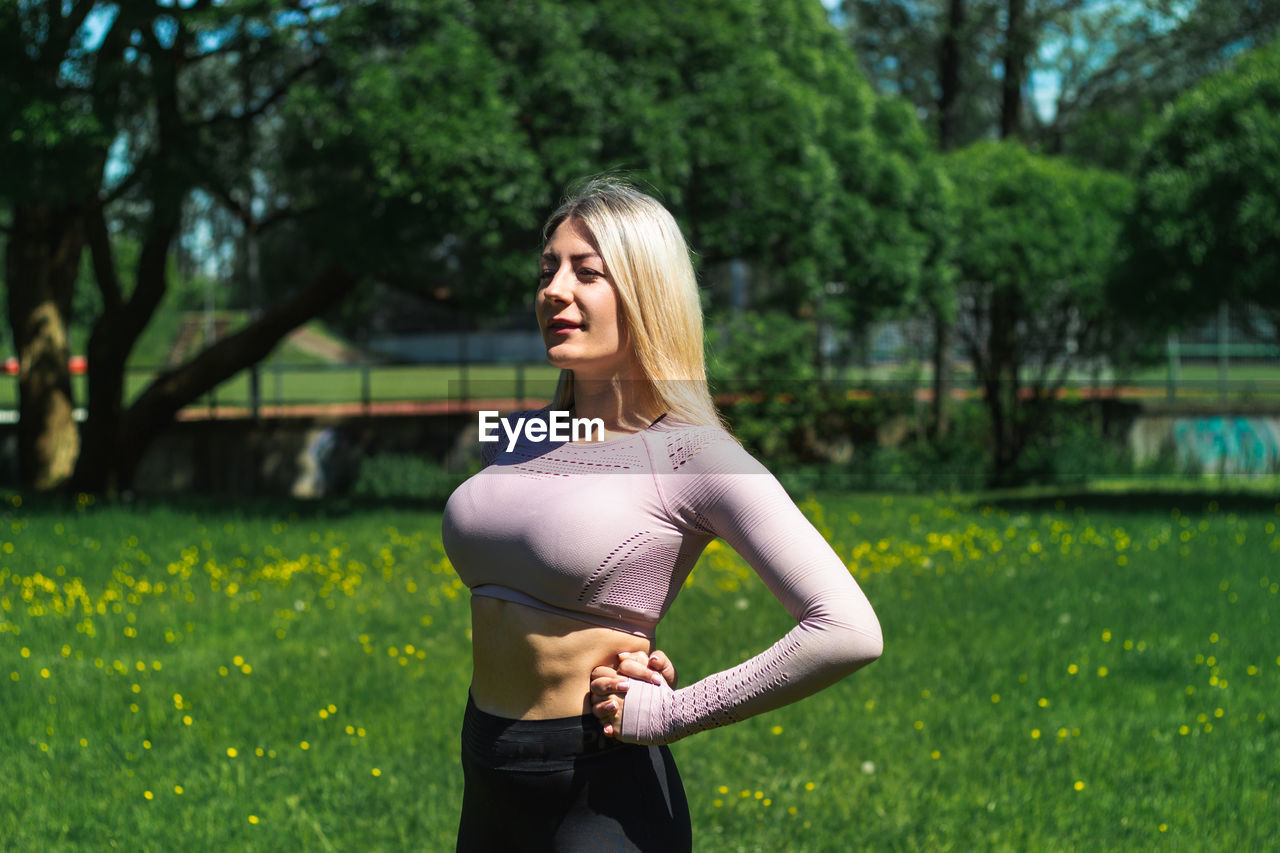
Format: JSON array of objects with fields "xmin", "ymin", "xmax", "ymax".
[{"xmin": 461, "ymin": 694, "xmax": 628, "ymax": 771}]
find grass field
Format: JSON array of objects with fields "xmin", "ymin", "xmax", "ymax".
[{"xmin": 2, "ymin": 488, "xmax": 1277, "ymax": 851}]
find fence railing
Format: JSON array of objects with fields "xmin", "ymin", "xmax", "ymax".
[{"xmin": 3, "ymin": 357, "xmax": 1280, "ymax": 423}]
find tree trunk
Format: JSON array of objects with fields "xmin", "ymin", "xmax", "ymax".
[
  {"xmin": 930, "ymin": 0, "xmax": 965, "ymax": 440},
  {"xmin": 1001, "ymin": 0, "xmax": 1028, "ymax": 140},
  {"xmin": 930, "ymin": 308, "xmax": 953, "ymax": 438},
  {"xmin": 71, "ymin": 264, "xmax": 356, "ymax": 493},
  {"xmin": 938, "ymin": 0, "xmax": 965, "ymax": 152},
  {"xmin": 5, "ymin": 202, "xmax": 85, "ymax": 490},
  {"xmin": 987, "ymin": 285, "xmax": 1022, "ymax": 484}
]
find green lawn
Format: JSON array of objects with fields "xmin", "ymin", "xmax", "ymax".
[{"xmin": 1, "ymin": 489, "xmax": 1277, "ymax": 850}]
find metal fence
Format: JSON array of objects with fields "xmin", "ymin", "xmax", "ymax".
[{"xmin": 3, "ymin": 355, "xmax": 1279, "ymax": 423}]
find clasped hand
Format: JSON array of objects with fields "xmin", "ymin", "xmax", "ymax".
[{"xmin": 589, "ymin": 650, "xmax": 677, "ymax": 738}]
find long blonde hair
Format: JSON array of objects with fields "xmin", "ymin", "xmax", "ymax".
[{"xmin": 542, "ymin": 177, "xmax": 723, "ymax": 428}]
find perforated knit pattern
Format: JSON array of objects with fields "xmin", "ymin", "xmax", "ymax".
[
  {"xmin": 665, "ymin": 426, "xmax": 723, "ymax": 471},
  {"xmin": 442, "ymin": 408, "xmax": 883, "ymax": 744}
]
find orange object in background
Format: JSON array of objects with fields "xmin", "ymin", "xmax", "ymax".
[{"xmin": 0, "ymin": 356, "xmax": 87, "ymax": 374}]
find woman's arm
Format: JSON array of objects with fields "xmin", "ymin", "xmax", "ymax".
[{"xmin": 609, "ymin": 431, "xmax": 882, "ymax": 745}]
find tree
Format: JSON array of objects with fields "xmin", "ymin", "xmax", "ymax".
[
  {"xmin": 1045, "ymin": 0, "xmax": 1280, "ymax": 170},
  {"xmin": 945, "ymin": 141, "xmax": 1130, "ymax": 483},
  {"xmin": 1117, "ymin": 36, "xmax": 1280, "ymax": 334},
  {"xmin": 4, "ymin": 0, "xmax": 950, "ymax": 493},
  {"xmin": 0, "ymin": 1, "xmax": 544, "ymax": 493}
]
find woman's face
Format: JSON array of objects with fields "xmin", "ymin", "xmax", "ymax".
[{"xmin": 536, "ymin": 219, "xmax": 636, "ymax": 380}]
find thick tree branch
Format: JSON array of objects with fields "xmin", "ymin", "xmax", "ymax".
[
  {"xmin": 124, "ymin": 264, "xmax": 356, "ymax": 427},
  {"xmin": 86, "ymin": 204, "xmax": 124, "ymax": 311}
]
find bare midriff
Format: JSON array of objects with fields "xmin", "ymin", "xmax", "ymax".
[{"xmin": 469, "ymin": 596, "xmax": 652, "ymax": 720}]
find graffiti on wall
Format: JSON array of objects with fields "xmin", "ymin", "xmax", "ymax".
[{"xmin": 1171, "ymin": 417, "xmax": 1280, "ymax": 476}]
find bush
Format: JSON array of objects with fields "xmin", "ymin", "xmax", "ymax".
[{"xmin": 350, "ymin": 453, "xmax": 471, "ymax": 502}]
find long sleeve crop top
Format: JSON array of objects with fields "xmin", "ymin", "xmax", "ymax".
[{"xmin": 441, "ymin": 409, "xmax": 882, "ymax": 745}]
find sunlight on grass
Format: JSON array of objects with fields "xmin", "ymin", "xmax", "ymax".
[{"xmin": 1, "ymin": 490, "xmax": 1277, "ymax": 849}]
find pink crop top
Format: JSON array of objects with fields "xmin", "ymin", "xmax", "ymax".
[{"xmin": 441, "ymin": 409, "xmax": 882, "ymax": 744}]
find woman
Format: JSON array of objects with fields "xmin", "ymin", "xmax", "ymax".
[{"xmin": 442, "ymin": 177, "xmax": 882, "ymax": 851}]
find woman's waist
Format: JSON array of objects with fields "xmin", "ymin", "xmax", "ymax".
[{"xmin": 469, "ymin": 596, "xmax": 651, "ymax": 719}]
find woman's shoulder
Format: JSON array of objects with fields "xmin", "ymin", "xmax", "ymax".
[{"xmin": 647, "ymin": 418, "xmax": 765, "ymax": 476}]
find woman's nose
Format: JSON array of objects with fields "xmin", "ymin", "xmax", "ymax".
[{"xmin": 542, "ymin": 266, "xmax": 574, "ymax": 302}]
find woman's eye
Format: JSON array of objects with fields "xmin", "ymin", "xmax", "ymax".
[{"xmin": 577, "ymin": 268, "xmax": 602, "ymax": 281}]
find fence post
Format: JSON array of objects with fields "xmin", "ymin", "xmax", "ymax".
[
  {"xmin": 361, "ymin": 363, "xmax": 372, "ymax": 415},
  {"xmin": 250, "ymin": 363, "xmax": 261, "ymax": 420},
  {"xmin": 1166, "ymin": 330, "xmax": 1180, "ymax": 401},
  {"xmin": 1217, "ymin": 301, "xmax": 1229, "ymax": 403}
]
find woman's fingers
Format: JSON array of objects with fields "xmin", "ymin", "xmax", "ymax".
[
  {"xmin": 647, "ymin": 650, "xmax": 678, "ymax": 688},
  {"xmin": 591, "ymin": 696, "xmax": 624, "ymax": 738},
  {"xmin": 616, "ymin": 653, "xmax": 666, "ymax": 686}
]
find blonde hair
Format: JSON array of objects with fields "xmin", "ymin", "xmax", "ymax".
[{"xmin": 542, "ymin": 177, "xmax": 724, "ymax": 428}]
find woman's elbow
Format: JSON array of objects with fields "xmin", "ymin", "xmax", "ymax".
[{"xmin": 832, "ymin": 616, "xmax": 883, "ymax": 671}]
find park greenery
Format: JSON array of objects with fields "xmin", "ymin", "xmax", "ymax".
[
  {"xmin": 2, "ymin": 0, "xmax": 1279, "ymax": 493},
  {"xmin": 2, "ymin": 490, "xmax": 1278, "ymax": 849}
]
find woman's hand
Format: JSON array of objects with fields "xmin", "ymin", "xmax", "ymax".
[{"xmin": 589, "ymin": 650, "xmax": 677, "ymax": 737}]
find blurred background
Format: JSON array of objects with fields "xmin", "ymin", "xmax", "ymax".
[{"xmin": 2, "ymin": 0, "xmax": 1278, "ymax": 498}]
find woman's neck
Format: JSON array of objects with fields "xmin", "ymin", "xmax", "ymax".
[{"xmin": 570, "ymin": 375, "xmax": 664, "ymax": 439}]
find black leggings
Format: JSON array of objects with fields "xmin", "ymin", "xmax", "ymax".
[{"xmin": 457, "ymin": 695, "xmax": 692, "ymax": 852}]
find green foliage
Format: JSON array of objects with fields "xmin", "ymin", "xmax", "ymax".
[
  {"xmin": 350, "ymin": 453, "xmax": 471, "ymax": 503},
  {"xmin": 947, "ymin": 142, "xmax": 1131, "ymax": 301},
  {"xmin": 943, "ymin": 141, "xmax": 1132, "ymax": 481},
  {"xmin": 707, "ymin": 311, "xmax": 819, "ymax": 386},
  {"xmin": 1120, "ymin": 36, "xmax": 1280, "ymax": 327}
]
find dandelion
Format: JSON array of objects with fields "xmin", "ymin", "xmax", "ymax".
[
  {"xmin": 770, "ymin": 725, "xmax": 783, "ymax": 735},
  {"xmin": 804, "ymin": 782, "xmax": 815, "ymax": 791},
  {"xmin": 930, "ymin": 750, "xmax": 941, "ymax": 760},
  {"xmin": 226, "ymin": 747, "xmax": 238, "ymax": 758},
  {"xmin": 1097, "ymin": 667, "xmax": 1109, "ymax": 677},
  {"xmin": 371, "ymin": 768, "xmax": 381, "ymax": 777},
  {"xmin": 144, "ymin": 791, "xmax": 153, "ymax": 800},
  {"xmin": 1031, "ymin": 729, "xmax": 1041, "ymax": 739},
  {"xmin": 300, "ymin": 740, "xmax": 310, "ymax": 751},
  {"xmin": 1074, "ymin": 780, "xmax": 1086, "ymax": 791},
  {"xmin": 248, "ymin": 815, "xmax": 259, "ymax": 825}
]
